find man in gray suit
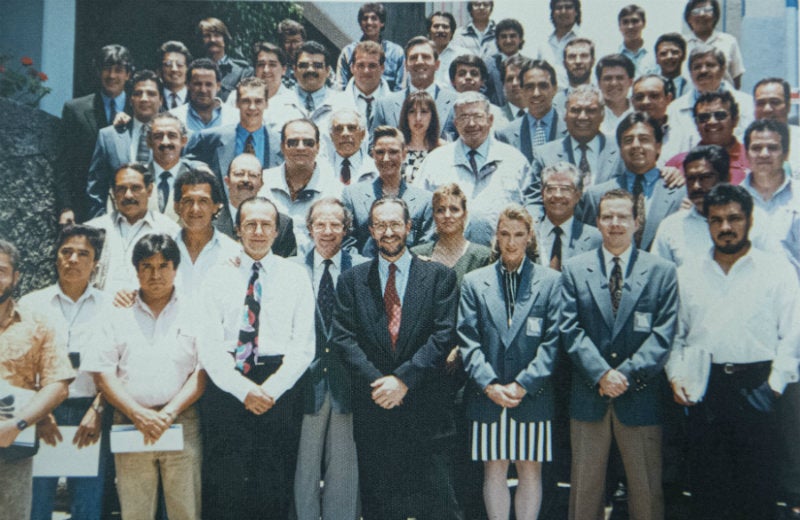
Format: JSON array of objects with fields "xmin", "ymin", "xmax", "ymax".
[
  {"xmin": 496, "ymin": 59, "xmax": 568, "ymax": 162},
  {"xmin": 581, "ymin": 112, "xmax": 686, "ymax": 252},
  {"xmin": 561, "ymin": 188, "xmax": 678, "ymax": 520}
]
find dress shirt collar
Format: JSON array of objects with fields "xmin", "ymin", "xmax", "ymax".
[
  {"xmin": 570, "ymin": 134, "xmax": 601, "ymax": 155},
  {"xmin": 240, "ymin": 249, "xmax": 276, "ymax": 275},
  {"xmin": 624, "ymin": 167, "xmax": 660, "ymax": 197},
  {"xmin": 101, "ymin": 91, "xmax": 126, "ymax": 116},
  {"xmin": 314, "ymin": 249, "xmax": 342, "ymax": 272},
  {"xmin": 164, "ymin": 87, "xmax": 187, "ymax": 105},
  {"xmin": 53, "ymin": 282, "xmax": 99, "ymax": 306},
  {"xmin": 378, "ymin": 247, "xmax": 412, "ymax": 277},
  {"xmin": 541, "ymin": 215, "xmax": 574, "ymax": 243},
  {"xmin": 457, "ymin": 135, "xmax": 492, "ymax": 169},
  {"xmin": 409, "ymin": 82, "xmax": 437, "ymax": 98},
  {"xmin": 499, "ymin": 259, "xmax": 525, "ymax": 276},
  {"xmin": 602, "ymin": 245, "xmax": 633, "ymax": 279},
  {"xmin": 335, "ymin": 149, "xmax": 364, "ymax": 173},
  {"xmin": 269, "ymin": 162, "xmax": 326, "ymax": 198},
  {"xmin": 296, "ymin": 85, "xmax": 329, "ymax": 110},
  {"xmin": 742, "ymin": 171, "xmax": 792, "ymax": 205},
  {"xmin": 352, "ymin": 77, "xmax": 389, "ymax": 99},
  {"xmin": 113, "ymin": 209, "xmax": 157, "ymax": 228},
  {"xmin": 134, "ymin": 287, "xmax": 179, "ymax": 320},
  {"xmin": 372, "ymin": 176, "xmax": 407, "ymax": 200}
]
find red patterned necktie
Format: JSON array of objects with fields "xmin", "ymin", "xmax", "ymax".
[{"xmin": 384, "ymin": 263, "xmax": 401, "ymax": 350}]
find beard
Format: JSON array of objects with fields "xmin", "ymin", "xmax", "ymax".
[
  {"xmin": 377, "ymin": 238, "xmax": 406, "ymax": 259},
  {"xmin": 567, "ymin": 68, "xmax": 591, "ymax": 85},
  {"xmin": 0, "ymin": 283, "xmax": 15, "ymax": 305},
  {"xmin": 715, "ymin": 235, "xmax": 750, "ymax": 255}
]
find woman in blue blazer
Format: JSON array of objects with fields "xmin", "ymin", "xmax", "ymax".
[{"xmin": 458, "ymin": 204, "xmax": 561, "ymax": 520}]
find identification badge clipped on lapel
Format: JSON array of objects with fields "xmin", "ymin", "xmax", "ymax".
[
  {"xmin": 526, "ymin": 317, "xmax": 542, "ymax": 337},
  {"xmin": 633, "ymin": 311, "xmax": 652, "ymax": 332}
]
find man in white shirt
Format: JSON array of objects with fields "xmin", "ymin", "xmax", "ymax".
[
  {"xmin": 428, "ymin": 11, "xmax": 469, "ymax": 88},
  {"xmin": 667, "ymin": 183, "xmax": 800, "ymax": 520},
  {"xmin": 343, "ymin": 41, "xmax": 391, "ymax": 132},
  {"xmin": 753, "ymin": 77, "xmax": 800, "ymax": 177},
  {"xmin": 157, "ymin": 41, "xmax": 191, "ymax": 110},
  {"xmin": 199, "ymin": 197, "xmax": 315, "ymax": 520},
  {"xmin": 171, "ymin": 58, "xmax": 238, "ymax": 138},
  {"xmin": 145, "ymin": 113, "xmax": 195, "ymax": 223},
  {"xmin": 327, "ymin": 108, "xmax": 377, "ymax": 185},
  {"xmin": 86, "ymin": 233, "xmax": 205, "ymax": 520}
]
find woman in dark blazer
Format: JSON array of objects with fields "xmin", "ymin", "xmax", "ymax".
[{"xmin": 457, "ymin": 204, "xmax": 561, "ymax": 520}]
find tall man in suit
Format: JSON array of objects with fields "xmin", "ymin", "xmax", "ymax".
[
  {"xmin": 496, "ymin": 59, "xmax": 568, "ymax": 162},
  {"xmin": 582, "ymin": 112, "xmax": 686, "ymax": 252},
  {"xmin": 332, "ymin": 197, "xmax": 462, "ymax": 520},
  {"xmin": 86, "ymin": 70, "xmax": 162, "ymax": 218},
  {"xmin": 57, "ymin": 44, "xmax": 132, "ymax": 224},
  {"xmin": 561, "ymin": 188, "xmax": 678, "ymax": 520},
  {"xmin": 196, "ymin": 17, "xmax": 252, "ymax": 102},
  {"xmin": 294, "ymin": 197, "xmax": 365, "ymax": 520}
]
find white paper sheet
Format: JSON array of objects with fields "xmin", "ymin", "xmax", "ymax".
[
  {"xmin": 32, "ymin": 427, "xmax": 101, "ymax": 477},
  {"xmin": 110, "ymin": 424, "xmax": 184, "ymax": 453}
]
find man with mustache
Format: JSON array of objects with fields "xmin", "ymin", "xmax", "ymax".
[
  {"xmin": 428, "ymin": 11, "xmax": 469, "ymax": 88},
  {"xmin": 666, "ymin": 183, "xmax": 800, "ymax": 520},
  {"xmin": 170, "ymin": 58, "xmax": 238, "ymax": 137},
  {"xmin": 215, "ymin": 153, "xmax": 297, "ymax": 257},
  {"xmin": 86, "ymin": 163, "xmax": 179, "ymax": 295},
  {"xmin": 196, "ymin": 17, "xmax": 252, "ymax": 102},
  {"xmin": 332, "ymin": 196, "xmax": 462, "ymax": 520},
  {"xmin": 550, "ymin": 37, "xmax": 595, "ymax": 112}
]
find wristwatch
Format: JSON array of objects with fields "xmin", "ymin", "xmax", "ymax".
[{"xmin": 15, "ymin": 418, "xmax": 28, "ymax": 431}]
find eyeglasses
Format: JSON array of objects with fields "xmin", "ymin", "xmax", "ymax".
[
  {"xmin": 456, "ymin": 113, "xmax": 488, "ymax": 124},
  {"xmin": 696, "ymin": 110, "xmax": 730, "ymax": 123},
  {"xmin": 691, "ymin": 5, "xmax": 714, "ymax": 16},
  {"xmin": 370, "ymin": 220, "xmax": 406, "ymax": 233},
  {"xmin": 296, "ymin": 62, "xmax": 325, "ymax": 70},
  {"xmin": 230, "ymin": 170, "xmax": 261, "ymax": 180},
  {"xmin": 543, "ymin": 185, "xmax": 577, "ymax": 195},
  {"xmin": 162, "ymin": 60, "xmax": 186, "ymax": 69},
  {"xmin": 685, "ymin": 172, "xmax": 718, "ymax": 185},
  {"xmin": 241, "ymin": 221, "xmax": 275, "ymax": 233},
  {"xmin": 311, "ymin": 222, "xmax": 345, "ymax": 232},
  {"xmin": 113, "ymin": 185, "xmax": 145, "ymax": 195},
  {"xmin": 285, "ymin": 138, "xmax": 317, "ymax": 148}
]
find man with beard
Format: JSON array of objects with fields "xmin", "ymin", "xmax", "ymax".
[
  {"xmin": 215, "ymin": 153, "xmax": 297, "ymax": 257},
  {"xmin": 0, "ymin": 240, "xmax": 73, "ymax": 520},
  {"xmin": 196, "ymin": 17, "xmax": 252, "ymax": 102},
  {"xmin": 551, "ymin": 37, "xmax": 595, "ymax": 110},
  {"xmin": 157, "ymin": 41, "xmax": 191, "ymax": 110},
  {"xmin": 666, "ymin": 183, "xmax": 800, "ymax": 520},
  {"xmin": 332, "ymin": 197, "xmax": 462, "ymax": 520},
  {"xmin": 170, "ymin": 58, "xmax": 238, "ymax": 137}
]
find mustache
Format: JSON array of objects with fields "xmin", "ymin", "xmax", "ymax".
[
  {"xmin": 303, "ymin": 71, "xmax": 319, "ymax": 79},
  {"xmin": 158, "ymin": 145, "xmax": 176, "ymax": 152},
  {"xmin": 717, "ymin": 232, "xmax": 737, "ymax": 240},
  {"xmin": 236, "ymin": 181, "xmax": 255, "ymax": 190},
  {"xmin": 121, "ymin": 199, "xmax": 139, "ymax": 206}
]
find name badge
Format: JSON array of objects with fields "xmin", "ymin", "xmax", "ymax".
[
  {"xmin": 526, "ymin": 317, "xmax": 542, "ymax": 336},
  {"xmin": 634, "ymin": 311, "xmax": 652, "ymax": 332}
]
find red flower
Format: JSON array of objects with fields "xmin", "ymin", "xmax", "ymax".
[
  {"xmin": 37, "ymin": 71, "xmax": 48, "ymax": 81},
  {"xmin": 20, "ymin": 56, "xmax": 33, "ymax": 66}
]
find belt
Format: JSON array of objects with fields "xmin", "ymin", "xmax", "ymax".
[{"xmin": 711, "ymin": 360, "xmax": 771, "ymax": 375}]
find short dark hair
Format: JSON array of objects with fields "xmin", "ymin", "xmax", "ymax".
[
  {"xmin": 654, "ymin": 33, "xmax": 687, "ymax": 57},
  {"xmin": 197, "ymin": 17, "xmax": 232, "ymax": 46},
  {"xmin": 468, "ymin": 1, "xmax": 494, "ymax": 14},
  {"xmin": 503, "ymin": 55, "xmax": 531, "ymax": 83},
  {"xmin": 744, "ymin": 119, "xmax": 790, "ymax": 155},
  {"xmin": 173, "ymin": 166, "xmax": 224, "ymax": 205},
  {"xmin": 616, "ymin": 111, "xmax": 664, "ymax": 146},
  {"xmin": 0, "ymin": 240, "xmax": 21, "ymax": 272},
  {"xmin": 158, "ymin": 41, "xmax": 192, "ymax": 65},
  {"xmin": 114, "ymin": 163, "xmax": 153, "ymax": 187},
  {"xmin": 358, "ymin": 3, "xmax": 387, "ymax": 25},
  {"xmin": 56, "ymin": 224, "xmax": 106, "ymax": 261},
  {"xmin": 684, "ymin": 0, "xmax": 720, "ymax": 28},
  {"xmin": 495, "ymin": 19, "xmax": 524, "ymax": 43},
  {"xmin": 398, "ymin": 91, "xmax": 441, "ymax": 150},
  {"xmin": 131, "ymin": 69, "xmax": 164, "ymax": 96},
  {"xmin": 449, "ymin": 54, "xmax": 489, "ymax": 83},
  {"xmin": 236, "ymin": 196, "xmax": 279, "ymax": 228},
  {"xmin": 633, "ymin": 73, "xmax": 668, "ymax": 95},
  {"xmin": 618, "ymin": 4, "xmax": 646, "ymax": 23},
  {"xmin": 95, "ymin": 44, "xmax": 133, "ymax": 73},
  {"xmin": 187, "ymin": 57, "xmax": 221, "ymax": 83},
  {"xmin": 598, "ymin": 189, "xmax": 636, "ymax": 218},
  {"xmin": 550, "ymin": 0, "xmax": 582, "ymax": 26},
  {"xmin": 281, "ymin": 118, "xmax": 320, "ymax": 145},
  {"xmin": 307, "ymin": 197, "xmax": 353, "ymax": 233},
  {"xmin": 564, "ymin": 37, "xmax": 595, "ymax": 61},
  {"xmin": 703, "ymin": 183, "xmax": 753, "ymax": 220},
  {"xmin": 373, "ymin": 125, "xmax": 405, "ymax": 145},
  {"xmin": 405, "ymin": 36, "xmax": 438, "ymax": 61},
  {"xmin": 519, "ymin": 59, "xmax": 557, "ymax": 87},
  {"xmin": 236, "ymin": 76, "xmax": 269, "ymax": 100},
  {"xmin": 368, "ymin": 197, "xmax": 410, "ymax": 226},
  {"xmin": 252, "ymin": 41, "xmax": 289, "ymax": 68},
  {"xmin": 754, "ymin": 77, "xmax": 791, "ymax": 106},
  {"xmin": 277, "ymin": 19, "xmax": 306, "ymax": 44},
  {"xmin": 595, "ymin": 53, "xmax": 635, "ymax": 82},
  {"xmin": 131, "ymin": 233, "xmax": 181, "ymax": 269},
  {"xmin": 683, "ymin": 144, "xmax": 731, "ymax": 183},
  {"xmin": 427, "ymin": 11, "xmax": 457, "ymax": 34},
  {"xmin": 693, "ymin": 90, "xmax": 739, "ymax": 122},
  {"xmin": 296, "ymin": 41, "xmax": 330, "ymax": 68}
]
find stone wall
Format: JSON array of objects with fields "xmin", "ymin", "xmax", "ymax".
[{"xmin": 0, "ymin": 97, "xmax": 59, "ymax": 296}]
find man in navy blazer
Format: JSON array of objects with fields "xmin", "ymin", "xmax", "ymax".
[
  {"xmin": 332, "ymin": 197, "xmax": 461, "ymax": 520},
  {"xmin": 581, "ymin": 112, "xmax": 686, "ymax": 252},
  {"xmin": 561, "ymin": 188, "xmax": 678, "ymax": 520},
  {"xmin": 369, "ymin": 36, "xmax": 457, "ymax": 139},
  {"xmin": 496, "ymin": 59, "xmax": 568, "ymax": 162},
  {"xmin": 184, "ymin": 77, "xmax": 282, "ymax": 202},
  {"xmin": 196, "ymin": 17, "xmax": 252, "ymax": 102}
]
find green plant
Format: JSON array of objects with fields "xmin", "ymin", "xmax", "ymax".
[
  {"xmin": 206, "ymin": 2, "xmax": 304, "ymax": 60},
  {"xmin": 0, "ymin": 53, "xmax": 51, "ymax": 107}
]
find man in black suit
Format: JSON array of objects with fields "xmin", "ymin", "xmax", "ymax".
[
  {"xmin": 196, "ymin": 17, "xmax": 252, "ymax": 102},
  {"xmin": 57, "ymin": 44, "xmax": 132, "ymax": 224},
  {"xmin": 332, "ymin": 197, "xmax": 462, "ymax": 520}
]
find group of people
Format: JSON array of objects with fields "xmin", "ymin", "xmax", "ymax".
[{"xmin": 2, "ymin": 1, "xmax": 800, "ymax": 520}]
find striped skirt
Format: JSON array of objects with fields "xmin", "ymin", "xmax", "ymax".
[{"xmin": 470, "ymin": 407, "xmax": 552, "ymax": 462}]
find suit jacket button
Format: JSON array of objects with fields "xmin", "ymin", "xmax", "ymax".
[
  {"xmin": 325, "ymin": 348, "xmax": 330, "ymax": 353},
  {"xmin": 611, "ymin": 352, "xmax": 618, "ymax": 359},
  {"xmin": 323, "ymin": 368, "xmax": 328, "ymax": 373}
]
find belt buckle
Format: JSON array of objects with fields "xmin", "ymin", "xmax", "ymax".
[
  {"xmin": 254, "ymin": 355, "xmax": 264, "ymax": 366},
  {"xmin": 723, "ymin": 363, "xmax": 735, "ymax": 375}
]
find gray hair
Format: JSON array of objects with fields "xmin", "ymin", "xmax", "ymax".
[
  {"xmin": 688, "ymin": 44, "xmax": 726, "ymax": 70},
  {"xmin": 454, "ymin": 91, "xmax": 491, "ymax": 113},
  {"xmin": 329, "ymin": 107, "xmax": 366, "ymax": 133},
  {"xmin": 542, "ymin": 161, "xmax": 581, "ymax": 190},
  {"xmin": 146, "ymin": 112, "xmax": 188, "ymax": 139},
  {"xmin": 565, "ymin": 83, "xmax": 605, "ymax": 111}
]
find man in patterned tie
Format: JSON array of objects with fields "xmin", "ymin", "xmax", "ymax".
[
  {"xmin": 332, "ymin": 197, "xmax": 462, "ymax": 520},
  {"xmin": 199, "ymin": 196, "xmax": 315, "ymax": 519}
]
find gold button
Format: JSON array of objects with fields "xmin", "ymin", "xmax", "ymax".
[{"xmin": 611, "ymin": 352, "xmax": 618, "ymax": 359}]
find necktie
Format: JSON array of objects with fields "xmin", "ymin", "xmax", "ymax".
[
  {"xmin": 305, "ymin": 92, "xmax": 315, "ymax": 113},
  {"xmin": 108, "ymin": 99, "xmax": 117, "ymax": 125},
  {"xmin": 360, "ymin": 95, "xmax": 374, "ymax": 125},
  {"xmin": 136, "ymin": 126, "xmax": 150, "ymax": 163},
  {"xmin": 502, "ymin": 268, "xmax": 519, "ymax": 326},
  {"xmin": 219, "ymin": 62, "xmax": 233, "ymax": 76},
  {"xmin": 244, "ymin": 133, "xmax": 256, "ymax": 155},
  {"xmin": 632, "ymin": 175, "xmax": 646, "ymax": 248},
  {"xmin": 158, "ymin": 171, "xmax": 171, "ymax": 213},
  {"xmin": 318, "ymin": 259, "xmax": 336, "ymax": 328},
  {"xmin": 340, "ymin": 158, "xmax": 352, "ymax": 185},
  {"xmin": 235, "ymin": 262, "xmax": 262, "ymax": 374},
  {"xmin": 533, "ymin": 119, "xmax": 547, "ymax": 147},
  {"xmin": 610, "ymin": 257, "xmax": 622, "ymax": 315},
  {"xmin": 384, "ymin": 263, "xmax": 401, "ymax": 350},
  {"xmin": 664, "ymin": 77, "xmax": 676, "ymax": 100},
  {"xmin": 516, "ymin": 108, "xmax": 525, "ymax": 118},
  {"xmin": 577, "ymin": 142, "xmax": 591, "ymax": 188},
  {"xmin": 468, "ymin": 149, "xmax": 479, "ymax": 177},
  {"xmin": 550, "ymin": 226, "xmax": 563, "ymax": 271},
  {"xmin": 170, "ymin": 92, "xmax": 178, "ymax": 109}
]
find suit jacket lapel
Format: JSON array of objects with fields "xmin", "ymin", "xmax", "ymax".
[
  {"xmin": 115, "ymin": 123, "xmax": 132, "ymax": 161},
  {"xmin": 586, "ymin": 248, "xmax": 615, "ymax": 332},
  {"xmin": 91, "ymin": 93, "xmax": 107, "ymax": 130},
  {"xmin": 505, "ymin": 261, "xmax": 541, "ymax": 345},
  {"xmin": 395, "ymin": 256, "xmax": 426, "ymax": 357},
  {"xmin": 640, "ymin": 180, "xmax": 672, "ymax": 249},
  {"xmin": 366, "ymin": 260, "xmax": 393, "ymax": 353},
  {"xmin": 519, "ymin": 118, "xmax": 532, "ymax": 161},
  {"xmin": 612, "ymin": 248, "xmax": 648, "ymax": 340},
  {"xmin": 218, "ymin": 131, "xmax": 236, "ymax": 181},
  {"xmin": 483, "ymin": 264, "xmax": 510, "ymax": 339},
  {"xmin": 561, "ymin": 136, "xmax": 574, "ymax": 163}
]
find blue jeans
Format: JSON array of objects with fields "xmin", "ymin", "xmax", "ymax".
[{"xmin": 30, "ymin": 397, "xmax": 111, "ymax": 520}]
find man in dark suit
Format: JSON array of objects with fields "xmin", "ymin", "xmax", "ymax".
[
  {"xmin": 496, "ymin": 59, "xmax": 568, "ymax": 162},
  {"xmin": 85, "ymin": 70, "xmax": 163, "ymax": 218},
  {"xmin": 216, "ymin": 153, "xmax": 296, "ymax": 257},
  {"xmin": 561, "ymin": 188, "xmax": 678, "ymax": 520},
  {"xmin": 342, "ymin": 126, "xmax": 433, "ymax": 256},
  {"xmin": 184, "ymin": 77, "xmax": 282, "ymax": 193},
  {"xmin": 369, "ymin": 36, "xmax": 457, "ymax": 139},
  {"xmin": 581, "ymin": 112, "xmax": 686, "ymax": 252},
  {"xmin": 293, "ymin": 197, "xmax": 366, "ymax": 520},
  {"xmin": 196, "ymin": 17, "xmax": 252, "ymax": 102},
  {"xmin": 57, "ymin": 44, "xmax": 132, "ymax": 224},
  {"xmin": 332, "ymin": 197, "xmax": 462, "ymax": 520}
]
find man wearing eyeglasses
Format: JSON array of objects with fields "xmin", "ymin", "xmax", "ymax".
[
  {"xmin": 332, "ymin": 196, "xmax": 462, "ymax": 520},
  {"xmin": 157, "ymin": 41, "xmax": 191, "ymax": 110},
  {"xmin": 416, "ymin": 91, "xmax": 532, "ymax": 247},
  {"xmin": 260, "ymin": 119, "xmax": 342, "ymax": 253}
]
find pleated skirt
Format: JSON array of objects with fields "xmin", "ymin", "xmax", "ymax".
[{"xmin": 470, "ymin": 407, "xmax": 552, "ymax": 462}]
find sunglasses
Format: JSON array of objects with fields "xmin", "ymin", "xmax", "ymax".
[{"xmin": 696, "ymin": 110, "xmax": 729, "ymax": 123}]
